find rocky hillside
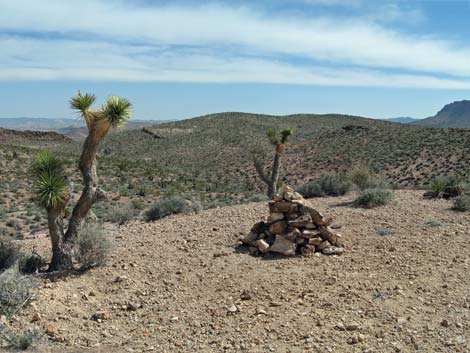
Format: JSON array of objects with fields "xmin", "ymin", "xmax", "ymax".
[
  {"xmin": 103, "ymin": 112, "xmax": 470, "ymax": 189},
  {"xmin": 13, "ymin": 190, "xmax": 470, "ymax": 352},
  {"xmin": 414, "ymin": 100, "xmax": 470, "ymax": 128},
  {"xmin": 0, "ymin": 128, "xmax": 74, "ymax": 148}
]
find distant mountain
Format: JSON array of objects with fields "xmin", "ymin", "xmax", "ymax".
[
  {"xmin": 413, "ymin": 100, "xmax": 470, "ymax": 128},
  {"xmin": 384, "ymin": 117, "xmax": 417, "ymax": 124},
  {"xmin": 0, "ymin": 117, "xmax": 173, "ymax": 140}
]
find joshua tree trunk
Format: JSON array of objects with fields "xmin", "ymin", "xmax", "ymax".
[
  {"xmin": 47, "ymin": 122, "xmax": 109, "ymax": 272},
  {"xmin": 268, "ymin": 152, "xmax": 281, "ymax": 199},
  {"xmin": 47, "ymin": 206, "xmax": 73, "ymax": 271}
]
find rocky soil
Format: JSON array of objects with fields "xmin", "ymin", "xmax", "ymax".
[{"xmin": 7, "ymin": 190, "xmax": 470, "ymax": 352}]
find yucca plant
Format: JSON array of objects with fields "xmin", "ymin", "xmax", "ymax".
[
  {"xmin": 32, "ymin": 92, "xmax": 132, "ymax": 271},
  {"xmin": 254, "ymin": 128, "xmax": 293, "ymax": 198}
]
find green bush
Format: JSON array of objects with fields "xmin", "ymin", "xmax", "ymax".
[
  {"xmin": 247, "ymin": 193, "xmax": 269, "ymax": 202},
  {"xmin": 350, "ymin": 167, "xmax": 389, "ymax": 190},
  {"xmin": 0, "ymin": 324, "xmax": 42, "ymax": 351},
  {"xmin": 0, "ymin": 241, "xmax": 20, "ymax": 272},
  {"xmin": 76, "ymin": 223, "xmax": 111, "ymax": 270},
  {"xmin": 145, "ymin": 197, "xmax": 202, "ymax": 221},
  {"xmin": 296, "ymin": 182, "xmax": 324, "ymax": 198},
  {"xmin": 106, "ymin": 205, "xmax": 135, "ymax": 225},
  {"xmin": 430, "ymin": 175, "xmax": 458, "ymax": 195},
  {"xmin": 355, "ymin": 188, "xmax": 393, "ymax": 208},
  {"xmin": 0, "ymin": 267, "xmax": 36, "ymax": 315},
  {"xmin": 453, "ymin": 195, "xmax": 470, "ymax": 212},
  {"xmin": 297, "ymin": 174, "xmax": 351, "ymax": 198},
  {"xmin": 350, "ymin": 166, "xmax": 371, "ymax": 191}
]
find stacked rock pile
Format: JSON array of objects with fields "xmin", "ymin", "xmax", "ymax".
[{"xmin": 241, "ymin": 185, "xmax": 344, "ymax": 256}]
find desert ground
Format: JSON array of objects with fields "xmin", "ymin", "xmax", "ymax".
[{"xmin": 7, "ymin": 190, "xmax": 470, "ymax": 353}]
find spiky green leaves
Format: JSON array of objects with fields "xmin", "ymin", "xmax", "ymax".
[
  {"xmin": 102, "ymin": 96, "xmax": 132, "ymax": 127},
  {"xmin": 32, "ymin": 152, "xmax": 67, "ymax": 209},
  {"xmin": 266, "ymin": 128, "xmax": 294, "ymax": 146},
  {"xmin": 280, "ymin": 128, "xmax": 293, "ymax": 144},
  {"xmin": 70, "ymin": 92, "xmax": 96, "ymax": 114}
]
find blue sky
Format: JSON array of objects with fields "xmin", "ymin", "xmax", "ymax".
[{"xmin": 1, "ymin": 0, "xmax": 470, "ymax": 120}]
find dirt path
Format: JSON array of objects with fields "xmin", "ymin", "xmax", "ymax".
[{"xmin": 8, "ymin": 190, "xmax": 470, "ymax": 352}]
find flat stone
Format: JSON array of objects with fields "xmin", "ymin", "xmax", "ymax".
[
  {"xmin": 301, "ymin": 229, "xmax": 320, "ymax": 238},
  {"xmin": 308, "ymin": 237, "xmax": 323, "ymax": 246},
  {"xmin": 288, "ymin": 214, "xmax": 312, "ymax": 228},
  {"xmin": 317, "ymin": 241, "xmax": 331, "ymax": 251},
  {"xmin": 241, "ymin": 231, "xmax": 258, "ymax": 245},
  {"xmin": 269, "ymin": 234, "xmax": 296, "ymax": 256},
  {"xmin": 267, "ymin": 212, "xmax": 285, "ymax": 223}
]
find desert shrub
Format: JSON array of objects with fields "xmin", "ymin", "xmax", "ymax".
[
  {"xmin": 0, "ymin": 324, "xmax": 42, "ymax": 350},
  {"xmin": 19, "ymin": 253, "xmax": 43, "ymax": 274},
  {"xmin": 355, "ymin": 188, "xmax": 393, "ymax": 208},
  {"xmin": 297, "ymin": 174, "xmax": 351, "ymax": 198},
  {"xmin": 453, "ymin": 195, "xmax": 470, "ymax": 212},
  {"xmin": 296, "ymin": 182, "xmax": 324, "ymax": 198},
  {"xmin": 350, "ymin": 167, "xmax": 389, "ymax": 190},
  {"xmin": 317, "ymin": 174, "xmax": 352, "ymax": 196},
  {"xmin": 76, "ymin": 223, "xmax": 111, "ymax": 270},
  {"xmin": 247, "ymin": 193, "xmax": 269, "ymax": 202},
  {"xmin": 430, "ymin": 175, "xmax": 458, "ymax": 195},
  {"xmin": 350, "ymin": 166, "xmax": 372, "ymax": 191},
  {"xmin": 107, "ymin": 205, "xmax": 135, "ymax": 225},
  {"xmin": 0, "ymin": 241, "xmax": 20, "ymax": 271},
  {"xmin": 145, "ymin": 197, "xmax": 202, "ymax": 221},
  {"xmin": 0, "ymin": 267, "xmax": 36, "ymax": 315}
]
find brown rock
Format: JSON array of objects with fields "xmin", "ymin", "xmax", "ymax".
[
  {"xmin": 269, "ymin": 201, "xmax": 292, "ymax": 213},
  {"xmin": 251, "ymin": 221, "xmax": 267, "ymax": 234},
  {"xmin": 241, "ymin": 231, "xmax": 258, "ymax": 245},
  {"xmin": 301, "ymin": 229, "xmax": 320, "ymax": 238},
  {"xmin": 308, "ymin": 237, "xmax": 323, "ymax": 246},
  {"xmin": 318, "ymin": 225, "xmax": 340, "ymax": 246},
  {"xmin": 269, "ymin": 234, "xmax": 296, "ymax": 256},
  {"xmin": 46, "ymin": 323, "xmax": 59, "ymax": 336},
  {"xmin": 288, "ymin": 214, "xmax": 312, "ymax": 228},
  {"xmin": 91, "ymin": 311, "xmax": 110, "ymax": 321},
  {"xmin": 269, "ymin": 221, "xmax": 288, "ymax": 235},
  {"xmin": 300, "ymin": 244, "xmax": 316, "ymax": 257},
  {"xmin": 30, "ymin": 312, "xmax": 41, "ymax": 323},
  {"xmin": 284, "ymin": 227, "xmax": 301, "ymax": 241},
  {"xmin": 317, "ymin": 241, "xmax": 331, "ymax": 251},
  {"xmin": 267, "ymin": 212, "xmax": 285, "ymax": 223}
]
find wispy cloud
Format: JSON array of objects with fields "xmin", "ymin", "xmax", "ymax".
[{"xmin": 0, "ymin": 0, "xmax": 469, "ymax": 89}]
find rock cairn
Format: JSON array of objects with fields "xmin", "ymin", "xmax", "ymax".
[{"xmin": 242, "ymin": 185, "xmax": 344, "ymax": 256}]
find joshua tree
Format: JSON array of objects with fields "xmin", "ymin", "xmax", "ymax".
[
  {"xmin": 32, "ymin": 93, "xmax": 132, "ymax": 271},
  {"xmin": 254, "ymin": 128, "xmax": 293, "ymax": 199}
]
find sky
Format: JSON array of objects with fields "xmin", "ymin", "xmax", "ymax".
[{"xmin": 1, "ymin": 0, "xmax": 470, "ymax": 120}]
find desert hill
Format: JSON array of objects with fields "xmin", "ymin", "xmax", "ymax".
[
  {"xmin": 13, "ymin": 190, "xmax": 470, "ymax": 352},
  {"xmin": 104, "ymin": 112, "xmax": 470, "ymax": 189},
  {"xmin": 0, "ymin": 128, "xmax": 74, "ymax": 148},
  {"xmin": 413, "ymin": 100, "xmax": 470, "ymax": 128}
]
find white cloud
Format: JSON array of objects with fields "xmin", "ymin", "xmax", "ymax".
[{"xmin": 0, "ymin": 0, "xmax": 469, "ymax": 87}]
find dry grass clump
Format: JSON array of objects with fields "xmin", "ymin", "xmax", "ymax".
[{"xmin": 76, "ymin": 223, "xmax": 112, "ymax": 270}]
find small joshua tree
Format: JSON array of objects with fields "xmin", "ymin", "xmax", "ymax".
[
  {"xmin": 32, "ymin": 93, "xmax": 132, "ymax": 271},
  {"xmin": 254, "ymin": 128, "xmax": 293, "ymax": 199}
]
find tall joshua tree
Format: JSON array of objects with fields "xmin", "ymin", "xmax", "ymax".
[
  {"xmin": 32, "ymin": 93, "xmax": 132, "ymax": 271},
  {"xmin": 254, "ymin": 128, "xmax": 293, "ymax": 199}
]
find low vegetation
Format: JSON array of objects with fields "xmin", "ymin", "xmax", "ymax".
[
  {"xmin": 145, "ymin": 197, "xmax": 202, "ymax": 221},
  {"xmin": 76, "ymin": 223, "xmax": 112, "ymax": 270},
  {"xmin": 355, "ymin": 188, "xmax": 394, "ymax": 208},
  {"xmin": 0, "ymin": 324, "xmax": 42, "ymax": 351},
  {"xmin": 0, "ymin": 267, "xmax": 36, "ymax": 316},
  {"xmin": 453, "ymin": 195, "xmax": 470, "ymax": 212},
  {"xmin": 297, "ymin": 174, "xmax": 352, "ymax": 198}
]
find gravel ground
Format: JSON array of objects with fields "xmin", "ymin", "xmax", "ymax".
[{"xmin": 6, "ymin": 190, "xmax": 470, "ymax": 353}]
